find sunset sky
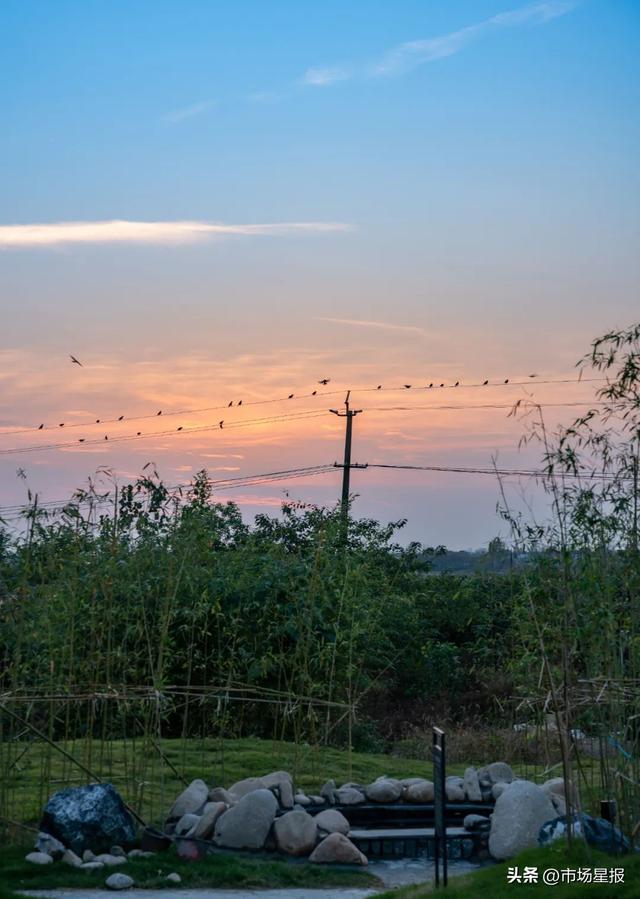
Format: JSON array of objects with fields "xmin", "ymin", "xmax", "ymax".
[{"xmin": 1, "ymin": 0, "xmax": 639, "ymax": 547}]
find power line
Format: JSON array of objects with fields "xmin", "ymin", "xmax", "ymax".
[
  {"xmin": 366, "ymin": 463, "xmax": 623, "ymax": 481},
  {"xmin": 0, "ymin": 375, "xmax": 604, "ymax": 436},
  {"xmin": 0, "ymin": 465, "xmax": 338, "ymax": 516}
]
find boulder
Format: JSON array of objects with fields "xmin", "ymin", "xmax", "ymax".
[
  {"xmin": 175, "ymin": 813, "xmax": 200, "ymax": 836},
  {"xmin": 228, "ymin": 776, "xmax": 267, "ymax": 798},
  {"xmin": 445, "ymin": 776, "xmax": 466, "ymax": 802},
  {"xmin": 167, "ymin": 779, "xmax": 209, "ymax": 819},
  {"xmin": 315, "ymin": 808, "xmax": 350, "ymax": 836},
  {"xmin": 492, "ymin": 782, "xmax": 510, "ymax": 801},
  {"xmin": 541, "ymin": 777, "xmax": 565, "ymax": 798},
  {"xmin": 40, "ymin": 783, "xmax": 137, "ymax": 855},
  {"xmin": 208, "ymin": 787, "xmax": 236, "ymax": 805},
  {"xmin": 463, "ymin": 768, "xmax": 482, "ymax": 802},
  {"xmin": 295, "ymin": 793, "xmax": 311, "ymax": 806},
  {"xmin": 188, "ymin": 801, "xmax": 226, "ymax": 839},
  {"xmin": 365, "ymin": 777, "xmax": 402, "ymax": 803},
  {"xmin": 464, "ymin": 814, "xmax": 491, "ymax": 831},
  {"xmin": 25, "ymin": 852, "xmax": 53, "ymax": 865},
  {"xmin": 405, "ymin": 780, "xmax": 434, "ymax": 803},
  {"xmin": 273, "ymin": 809, "xmax": 317, "ymax": 856},
  {"xmin": 320, "ymin": 780, "xmax": 337, "ymax": 805},
  {"xmin": 110, "ymin": 846, "xmax": 126, "ymax": 857},
  {"xmin": 94, "ymin": 853, "xmax": 128, "ymax": 866},
  {"xmin": 551, "ymin": 794, "xmax": 567, "ymax": 816},
  {"xmin": 83, "ymin": 849, "xmax": 96, "ymax": 861},
  {"xmin": 214, "ymin": 788, "xmax": 278, "ymax": 850},
  {"xmin": 166, "ymin": 872, "xmax": 181, "ymax": 883},
  {"xmin": 309, "ymin": 832, "xmax": 367, "ymax": 865},
  {"xmin": 489, "ymin": 780, "xmax": 556, "ymax": 860},
  {"xmin": 335, "ymin": 786, "xmax": 365, "ymax": 805},
  {"xmin": 62, "ymin": 848, "xmax": 83, "ymax": 867},
  {"xmin": 479, "ymin": 762, "xmax": 514, "ymax": 785},
  {"xmin": 105, "ymin": 872, "xmax": 134, "ymax": 890},
  {"xmin": 262, "ymin": 771, "xmax": 295, "ymax": 809},
  {"xmin": 127, "ymin": 849, "xmax": 154, "ymax": 859},
  {"xmin": 82, "ymin": 861, "xmax": 105, "ymax": 871},
  {"xmin": 309, "ymin": 795, "xmax": 324, "ymax": 805},
  {"xmin": 34, "ymin": 832, "xmax": 65, "ymax": 859}
]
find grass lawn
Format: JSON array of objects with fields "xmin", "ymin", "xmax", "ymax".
[
  {"xmin": 376, "ymin": 842, "xmax": 640, "ymax": 898},
  {"xmin": 2, "ymin": 735, "xmax": 598, "ymax": 830},
  {"xmin": 0, "ymin": 843, "xmax": 378, "ymax": 893}
]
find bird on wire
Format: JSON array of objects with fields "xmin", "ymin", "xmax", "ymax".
[
  {"xmin": 104, "ymin": 435, "xmax": 108, "ymax": 441},
  {"xmin": 504, "ymin": 379, "xmax": 509, "ymax": 384},
  {"xmin": 157, "ymin": 410, "xmax": 162, "ymax": 416},
  {"xmin": 440, "ymin": 383, "xmax": 445, "ymax": 387},
  {"xmin": 59, "ymin": 423, "xmax": 64, "ymax": 427},
  {"xmin": 69, "ymin": 354, "xmax": 83, "ymax": 366},
  {"xmin": 219, "ymin": 420, "xmax": 224, "ymax": 428},
  {"xmin": 118, "ymin": 415, "xmax": 124, "ymax": 421},
  {"xmin": 318, "ymin": 378, "xmax": 330, "ymax": 385},
  {"xmin": 529, "ymin": 373, "xmax": 538, "ymax": 378},
  {"xmin": 228, "ymin": 401, "xmax": 233, "ymax": 407},
  {"xmin": 377, "ymin": 385, "xmax": 382, "ymax": 389},
  {"xmin": 137, "ymin": 432, "xmax": 141, "ymax": 436},
  {"xmin": 238, "ymin": 400, "xmax": 243, "ymax": 406},
  {"xmin": 312, "ymin": 390, "xmax": 317, "ymax": 395},
  {"xmin": 429, "ymin": 383, "xmax": 433, "ymax": 388},
  {"xmin": 38, "ymin": 424, "xmax": 43, "ymax": 430},
  {"xmin": 96, "ymin": 419, "xmax": 100, "ymax": 423},
  {"xmin": 177, "ymin": 426, "xmax": 183, "ymax": 431},
  {"xmin": 404, "ymin": 384, "xmax": 412, "ymax": 389},
  {"xmin": 455, "ymin": 381, "xmax": 460, "ymax": 387},
  {"xmin": 483, "ymin": 379, "xmax": 489, "ymax": 385},
  {"xmin": 288, "ymin": 394, "xmax": 294, "ymax": 399}
]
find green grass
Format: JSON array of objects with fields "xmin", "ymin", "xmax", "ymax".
[
  {"xmin": 0, "ymin": 844, "xmax": 378, "ymax": 892},
  {"xmin": 2, "ymin": 734, "xmax": 580, "ymax": 830},
  {"xmin": 375, "ymin": 842, "xmax": 640, "ymax": 898}
]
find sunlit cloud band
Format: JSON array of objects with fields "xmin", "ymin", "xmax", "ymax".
[{"xmin": 0, "ymin": 220, "xmax": 355, "ymax": 248}]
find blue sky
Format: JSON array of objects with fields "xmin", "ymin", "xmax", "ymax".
[{"xmin": 1, "ymin": 1, "xmax": 639, "ymax": 546}]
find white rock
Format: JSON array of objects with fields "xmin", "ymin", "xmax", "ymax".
[
  {"xmin": 175, "ymin": 812, "xmax": 201, "ymax": 836},
  {"xmin": 314, "ymin": 808, "xmax": 350, "ymax": 836},
  {"xmin": 214, "ymin": 788, "xmax": 278, "ymax": 850},
  {"xmin": 489, "ymin": 780, "xmax": 556, "ymax": 860},
  {"xmin": 273, "ymin": 809, "xmax": 317, "ymax": 856},
  {"xmin": 542, "ymin": 777, "xmax": 565, "ymax": 798},
  {"xmin": 25, "ymin": 851, "xmax": 53, "ymax": 865},
  {"xmin": 479, "ymin": 762, "xmax": 514, "ymax": 785},
  {"xmin": 492, "ymin": 782, "xmax": 510, "ymax": 800},
  {"xmin": 95, "ymin": 853, "xmax": 128, "ymax": 866},
  {"xmin": 294, "ymin": 793, "xmax": 311, "ymax": 806},
  {"xmin": 208, "ymin": 786, "xmax": 236, "ymax": 805},
  {"xmin": 83, "ymin": 849, "xmax": 96, "ymax": 861},
  {"xmin": 334, "ymin": 786, "xmax": 365, "ymax": 805},
  {"xmin": 463, "ymin": 767, "xmax": 483, "ymax": 802},
  {"xmin": 34, "ymin": 832, "xmax": 65, "ymax": 859},
  {"xmin": 228, "ymin": 776, "xmax": 267, "ymax": 798},
  {"xmin": 405, "ymin": 780, "xmax": 434, "ymax": 803},
  {"xmin": 167, "ymin": 778, "xmax": 209, "ymax": 819},
  {"xmin": 365, "ymin": 778, "xmax": 402, "ymax": 803},
  {"xmin": 309, "ymin": 832, "xmax": 367, "ymax": 865},
  {"xmin": 127, "ymin": 849, "xmax": 154, "ymax": 858},
  {"xmin": 82, "ymin": 861, "xmax": 105, "ymax": 871},
  {"xmin": 262, "ymin": 771, "xmax": 295, "ymax": 809},
  {"xmin": 188, "ymin": 801, "xmax": 226, "ymax": 839},
  {"xmin": 62, "ymin": 848, "xmax": 83, "ymax": 867},
  {"xmin": 105, "ymin": 871, "xmax": 134, "ymax": 890},
  {"xmin": 166, "ymin": 872, "xmax": 182, "ymax": 883}
]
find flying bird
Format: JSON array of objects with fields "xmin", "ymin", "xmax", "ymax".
[
  {"xmin": 318, "ymin": 379, "xmax": 330, "ymax": 385},
  {"xmin": 69, "ymin": 354, "xmax": 83, "ymax": 366}
]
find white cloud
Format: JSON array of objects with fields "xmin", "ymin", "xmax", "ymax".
[
  {"xmin": 302, "ymin": 66, "xmax": 351, "ymax": 87},
  {"xmin": 305, "ymin": 1, "xmax": 579, "ymax": 84},
  {"xmin": 0, "ymin": 220, "xmax": 355, "ymax": 248},
  {"xmin": 163, "ymin": 101, "xmax": 214, "ymax": 124},
  {"xmin": 315, "ymin": 317, "xmax": 424, "ymax": 334}
]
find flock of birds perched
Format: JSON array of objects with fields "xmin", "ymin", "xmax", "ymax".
[{"xmin": 42, "ymin": 354, "xmax": 538, "ymax": 442}]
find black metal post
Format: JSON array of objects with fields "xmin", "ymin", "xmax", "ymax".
[{"xmin": 433, "ymin": 726, "xmax": 448, "ymax": 888}]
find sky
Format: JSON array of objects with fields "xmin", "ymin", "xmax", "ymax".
[{"xmin": 0, "ymin": 0, "xmax": 639, "ymax": 548}]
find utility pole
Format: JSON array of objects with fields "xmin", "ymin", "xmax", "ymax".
[{"xmin": 330, "ymin": 391, "xmax": 365, "ymax": 540}]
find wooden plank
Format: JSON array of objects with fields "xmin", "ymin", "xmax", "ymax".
[{"xmin": 349, "ymin": 826, "xmax": 470, "ymax": 840}]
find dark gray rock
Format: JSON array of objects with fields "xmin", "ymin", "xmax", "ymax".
[
  {"xmin": 40, "ymin": 783, "xmax": 137, "ymax": 855},
  {"xmin": 320, "ymin": 780, "xmax": 337, "ymax": 805},
  {"xmin": 273, "ymin": 809, "xmax": 317, "ymax": 855},
  {"xmin": 214, "ymin": 788, "xmax": 278, "ymax": 849},
  {"xmin": 105, "ymin": 872, "xmax": 134, "ymax": 890},
  {"xmin": 489, "ymin": 781, "xmax": 555, "ymax": 859},
  {"xmin": 464, "ymin": 814, "xmax": 491, "ymax": 831}
]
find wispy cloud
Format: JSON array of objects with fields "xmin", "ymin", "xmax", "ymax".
[
  {"xmin": 302, "ymin": 66, "xmax": 352, "ymax": 87},
  {"xmin": 314, "ymin": 317, "xmax": 424, "ymax": 334},
  {"xmin": 163, "ymin": 101, "xmax": 214, "ymax": 124},
  {"xmin": 304, "ymin": 1, "xmax": 579, "ymax": 85},
  {"xmin": 0, "ymin": 220, "xmax": 355, "ymax": 249}
]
